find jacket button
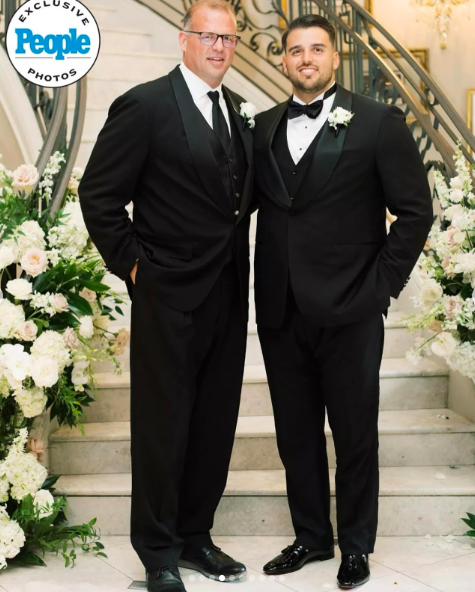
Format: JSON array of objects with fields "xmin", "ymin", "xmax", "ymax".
[
  {"xmin": 233, "ymin": 175, "xmax": 238, "ymax": 180},
  {"xmin": 235, "ymin": 210, "xmax": 239, "ymax": 216},
  {"xmin": 293, "ymin": 171, "xmax": 297, "ymax": 175},
  {"xmin": 235, "ymin": 192, "xmax": 240, "ymax": 198}
]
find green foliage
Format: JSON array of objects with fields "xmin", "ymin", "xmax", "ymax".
[{"xmin": 462, "ymin": 512, "xmax": 475, "ymax": 538}]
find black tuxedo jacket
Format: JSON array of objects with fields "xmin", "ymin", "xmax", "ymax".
[
  {"xmin": 78, "ymin": 65, "xmax": 254, "ymax": 318},
  {"xmin": 254, "ymin": 84, "xmax": 433, "ymax": 328}
]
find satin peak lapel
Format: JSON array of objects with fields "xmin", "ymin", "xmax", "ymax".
[
  {"xmin": 169, "ymin": 66, "xmax": 230, "ymax": 218},
  {"xmin": 292, "ymin": 84, "xmax": 353, "ymax": 210},
  {"xmin": 262, "ymin": 101, "xmax": 293, "ymax": 208}
]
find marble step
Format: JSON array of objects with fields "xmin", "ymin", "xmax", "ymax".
[
  {"xmin": 89, "ymin": 51, "xmax": 180, "ymax": 81},
  {"xmin": 91, "ymin": 305, "xmax": 410, "ymax": 373},
  {"xmin": 49, "ymin": 408, "xmax": 475, "ymax": 475},
  {"xmin": 98, "ymin": 27, "xmax": 153, "ymax": 53},
  {"xmin": 55, "ymin": 466, "xmax": 475, "ymax": 536},
  {"xmin": 245, "ymin": 311, "xmax": 420, "ymax": 365},
  {"xmin": 85, "ymin": 358, "xmax": 448, "ymax": 423}
]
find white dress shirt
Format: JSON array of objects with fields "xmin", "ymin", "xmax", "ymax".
[
  {"xmin": 179, "ymin": 62, "xmax": 231, "ymax": 135},
  {"xmin": 287, "ymin": 82, "xmax": 336, "ymax": 165}
]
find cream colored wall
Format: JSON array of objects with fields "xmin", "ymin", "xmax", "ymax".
[{"xmin": 372, "ymin": 0, "xmax": 475, "ymax": 123}]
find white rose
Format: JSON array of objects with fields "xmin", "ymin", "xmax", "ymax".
[
  {"xmin": 0, "ymin": 245, "xmax": 16, "ymax": 269},
  {"xmin": 16, "ymin": 321, "xmax": 38, "ymax": 342},
  {"xmin": 431, "ymin": 332, "xmax": 458, "ymax": 358},
  {"xmin": 12, "ymin": 164, "xmax": 39, "ymax": 196},
  {"xmin": 52, "ymin": 293, "xmax": 68, "ymax": 313},
  {"xmin": 78, "ymin": 316, "xmax": 94, "ymax": 339},
  {"xmin": 30, "ymin": 356, "xmax": 59, "ymax": 388},
  {"xmin": 67, "ymin": 176, "xmax": 79, "ymax": 195},
  {"xmin": 113, "ymin": 327, "xmax": 130, "ymax": 356},
  {"xmin": 20, "ymin": 248, "xmax": 48, "ymax": 277},
  {"xmin": 33, "ymin": 489, "xmax": 55, "ymax": 518},
  {"xmin": 240, "ymin": 101, "xmax": 257, "ymax": 118},
  {"xmin": 421, "ymin": 279, "xmax": 443, "ymax": 305},
  {"xmin": 6, "ymin": 279, "xmax": 33, "ymax": 300},
  {"xmin": 330, "ymin": 107, "xmax": 354, "ymax": 125},
  {"xmin": 63, "ymin": 327, "xmax": 80, "ymax": 350},
  {"xmin": 79, "ymin": 287, "xmax": 97, "ymax": 302},
  {"xmin": 444, "ymin": 295, "xmax": 463, "ymax": 320}
]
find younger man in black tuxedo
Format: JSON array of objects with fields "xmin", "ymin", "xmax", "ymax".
[
  {"xmin": 78, "ymin": 1, "xmax": 254, "ymax": 590},
  {"xmin": 253, "ymin": 15, "xmax": 433, "ymax": 588}
]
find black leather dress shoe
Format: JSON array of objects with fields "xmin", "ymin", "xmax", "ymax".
[
  {"xmin": 146, "ymin": 566, "xmax": 186, "ymax": 592},
  {"xmin": 263, "ymin": 543, "xmax": 335, "ymax": 575},
  {"xmin": 178, "ymin": 543, "xmax": 246, "ymax": 582},
  {"xmin": 337, "ymin": 555, "xmax": 370, "ymax": 589}
]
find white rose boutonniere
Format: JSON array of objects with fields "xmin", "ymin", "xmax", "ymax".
[
  {"xmin": 240, "ymin": 102, "xmax": 256, "ymax": 130},
  {"xmin": 328, "ymin": 107, "xmax": 354, "ymax": 137}
]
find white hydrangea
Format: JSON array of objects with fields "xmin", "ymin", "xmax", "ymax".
[
  {"xmin": 0, "ymin": 300, "xmax": 25, "ymax": 339},
  {"xmin": 30, "ymin": 356, "xmax": 59, "ymax": 388},
  {"xmin": 0, "ymin": 506, "xmax": 25, "ymax": 567},
  {"xmin": 0, "ymin": 428, "xmax": 47, "ymax": 501},
  {"xmin": 33, "ymin": 489, "xmax": 54, "ymax": 518},
  {"xmin": 13, "ymin": 387, "xmax": 47, "ymax": 418},
  {"xmin": 30, "ymin": 331, "xmax": 71, "ymax": 373}
]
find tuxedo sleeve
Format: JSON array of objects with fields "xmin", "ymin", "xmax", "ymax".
[
  {"xmin": 376, "ymin": 106, "xmax": 433, "ymax": 299},
  {"xmin": 78, "ymin": 91, "xmax": 149, "ymax": 281}
]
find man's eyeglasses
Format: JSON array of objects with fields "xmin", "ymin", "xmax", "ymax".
[{"xmin": 184, "ymin": 31, "xmax": 241, "ymax": 49}]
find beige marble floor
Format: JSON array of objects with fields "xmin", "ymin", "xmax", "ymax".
[{"xmin": 1, "ymin": 536, "xmax": 475, "ymax": 592}]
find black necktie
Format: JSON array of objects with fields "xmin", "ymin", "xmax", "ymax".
[
  {"xmin": 287, "ymin": 84, "xmax": 337, "ymax": 120},
  {"xmin": 208, "ymin": 90, "xmax": 231, "ymax": 152}
]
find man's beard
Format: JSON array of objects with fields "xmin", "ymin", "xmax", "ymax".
[{"xmin": 288, "ymin": 67, "xmax": 333, "ymax": 96}]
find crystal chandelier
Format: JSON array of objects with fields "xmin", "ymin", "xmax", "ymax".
[{"xmin": 415, "ymin": 0, "xmax": 472, "ymax": 48}]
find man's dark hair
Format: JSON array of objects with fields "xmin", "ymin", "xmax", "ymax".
[{"xmin": 282, "ymin": 14, "xmax": 336, "ymax": 51}]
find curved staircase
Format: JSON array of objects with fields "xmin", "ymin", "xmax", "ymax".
[{"xmin": 45, "ymin": 0, "xmax": 475, "ymax": 537}]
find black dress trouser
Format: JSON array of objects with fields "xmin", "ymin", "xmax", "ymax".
[
  {"xmin": 129, "ymin": 260, "xmax": 247, "ymax": 571},
  {"xmin": 258, "ymin": 287, "xmax": 385, "ymax": 555}
]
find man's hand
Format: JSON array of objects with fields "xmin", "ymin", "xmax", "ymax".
[{"xmin": 130, "ymin": 261, "xmax": 138, "ymax": 285}]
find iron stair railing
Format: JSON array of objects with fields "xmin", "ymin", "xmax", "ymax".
[{"xmin": 0, "ymin": 0, "xmax": 87, "ymax": 221}]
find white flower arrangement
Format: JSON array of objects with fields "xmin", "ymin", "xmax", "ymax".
[
  {"xmin": 0, "ymin": 152, "xmax": 127, "ymax": 569},
  {"xmin": 239, "ymin": 101, "xmax": 256, "ymax": 129},
  {"xmin": 402, "ymin": 146, "xmax": 475, "ymax": 379},
  {"xmin": 328, "ymin": 106, "xmax": 354, "ymax": 137}
]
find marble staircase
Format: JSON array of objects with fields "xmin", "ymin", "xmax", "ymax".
[{"xmin": 54, "ymin": 0, "xmax": 475, "ymax": 540}]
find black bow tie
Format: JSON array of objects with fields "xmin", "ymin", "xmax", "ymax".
[{"xmin": 287, "ymin": 84, "xmax": 337, "ymax": 120}]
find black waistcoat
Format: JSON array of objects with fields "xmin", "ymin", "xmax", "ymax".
[
  {"xmin": 272, "ymin": 114, "xmax": 323, "ymax": 201},
  {"xmin": 201, "ymin": 99, "xmax": 247, "ymax": 213}
]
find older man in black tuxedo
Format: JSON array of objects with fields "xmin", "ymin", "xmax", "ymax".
[
  {"xmin": 78, "ymin": 1, "xmax": 255, "ymax": 590},
  {"xmin": 253, "ymin": 14, "xmax": 433, "ymax": 589}
]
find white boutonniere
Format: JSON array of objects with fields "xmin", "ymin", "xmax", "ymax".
[
  {"xmin": 240, "ymin": 102, "xmax": 256, "ymax": 130},
  {"xmin": 328, "ymin": 107, "xmax": 354, "ymax": 137}
]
